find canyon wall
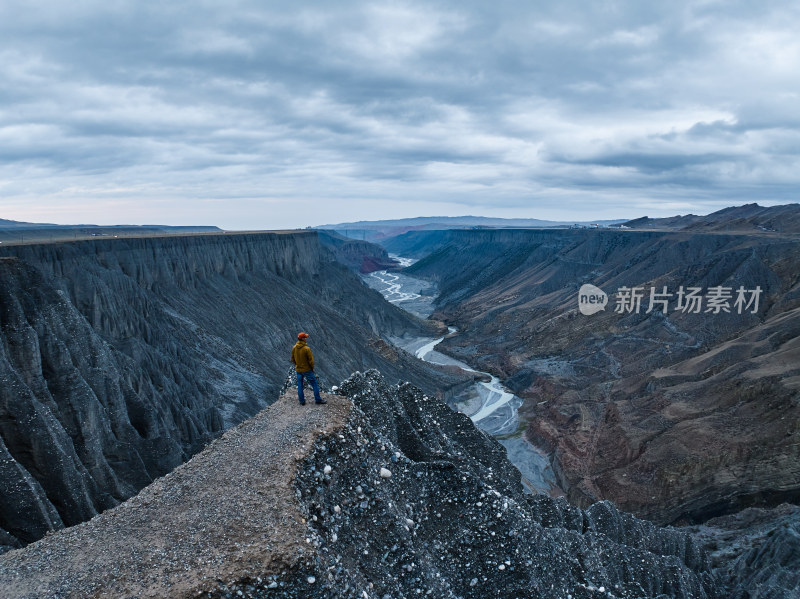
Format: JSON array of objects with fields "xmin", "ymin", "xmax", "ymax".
[
  {"xmin": 0, "ymin": 232, "xmax": 458, "ymax": 550},
  {"xmin": 390, "ymin": 228, "xmax": 800, "ymax": 525},
  {"xmin": 317, "ymin": 230, "xmax": 400, "ymax": 273}
]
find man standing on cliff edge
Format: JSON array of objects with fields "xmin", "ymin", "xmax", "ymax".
[{"xmin": 291, "ymin": 332, "xmax": 326, "ymax": 405}]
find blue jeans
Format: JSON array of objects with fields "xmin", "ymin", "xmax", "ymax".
[{"xmin": 296, "ymin": 370, "xmax": 322, "ymax": 403}]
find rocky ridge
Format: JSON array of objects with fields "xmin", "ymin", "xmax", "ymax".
[
  {"xmin": 0, "ymin": 370, "xmax": 725, "ymax": 599},
  {"xmin": 0, "ymin": 386, "xmax": 351, "ymax": 598},
  {"xmin": 620, "ymin": 203, "xmax": 800, "ymax": 234},
  {"xmin": 291, "ymin": 370, "xmax": 719, "ymax": 598}
]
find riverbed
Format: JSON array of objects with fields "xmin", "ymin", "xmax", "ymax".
[{"xmin": 364, "ymin": 258, "xmax": 557, "ymax": 494}]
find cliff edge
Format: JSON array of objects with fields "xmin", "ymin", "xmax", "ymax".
[{"xmin": 0, "ymin": 389, "xmax": 350, "ymax": 598}]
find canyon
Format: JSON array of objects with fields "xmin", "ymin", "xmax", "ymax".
[
  {"xmin": 0, "ymin": 231, "xmax": 464, "ymax": 550},
  {"xmin": 0, "ymin": 208, "xmax": 798, "ymax": 597}
]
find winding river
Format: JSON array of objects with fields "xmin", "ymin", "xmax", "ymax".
[{"xmin": 365, "ymin": 258, "xmax": 557, "ymax": 494}]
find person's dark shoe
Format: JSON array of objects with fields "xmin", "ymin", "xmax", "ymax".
[
  {"xmin": 315, "ymin": 399, "xmax": 327, "ymax": 404},
  {"xmin": 299, "ymin": 400, "xmax": 306, "ymax": 405}
]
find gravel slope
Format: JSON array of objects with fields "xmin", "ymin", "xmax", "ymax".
[{"xmin": 0, "ymin": 391, "xmax": 348, "ymax": 599}]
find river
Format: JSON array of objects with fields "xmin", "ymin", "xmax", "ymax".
[{"xmin": 364, "ymin": 257, "xmax": 557, "ymax": 494}]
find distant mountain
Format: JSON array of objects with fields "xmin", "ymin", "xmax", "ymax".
[
  {"xmin": 621, "ymin": 203, "xmax": 800, "ymax": 233},
  {"xmin": 321, "ymin": 216, "xmax": 570, "ymax": 229},
  {"xmin": 0, "ymin": 218, "xmax": 59, "ymax": 228},
  {"xmin": 317, "ymin": 216, "xmax": 627, "ymax": 243}
]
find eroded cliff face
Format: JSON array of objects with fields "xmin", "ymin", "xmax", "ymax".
[
  {"xmin": 0, "ymin": 257, "xmax": 187, "ymax": 549},
  {"xmin": 688, "ymin": 504, "xmax": 800, "ymax": 598},
  {"xmin": 0, "ymin": 232, "xmax": 459, "ymax": 550},
  {"xmin": 391, "ymin": 228, "xmax": 800, "ymax": 525}
]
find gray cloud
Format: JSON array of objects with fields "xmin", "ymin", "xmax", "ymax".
[{"xmin": 1, "ymin": 0, "xmax": 798, "ymax": 228}]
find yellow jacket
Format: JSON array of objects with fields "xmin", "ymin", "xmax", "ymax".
[{"xmin": 291, "ymin": 340, "xmax": 314, "ymax": 372}]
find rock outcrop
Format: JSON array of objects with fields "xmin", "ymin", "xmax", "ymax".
[
  {"xmin": 387, "ymin": 227, "xmax": 800, "ymax": 525},
  {"xmin": 0, "ymin": 371, "xmax": 722, "ymax": 598},
  {"xmin": 0, "ymin": 232, "xmax": 462, "ymax": 550},
  {"xmin": 292, "ymin": 371, "xmax": 719, "ymax": 598}
]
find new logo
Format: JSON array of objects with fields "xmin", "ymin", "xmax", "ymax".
[{"xmin": 578, "ymin": 284, "xmax": 608, "ymax": 315}]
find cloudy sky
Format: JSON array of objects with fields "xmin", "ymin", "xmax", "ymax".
[{"xmin": 1, "ymin": 1, "xmax": 798, "ymax": 229}]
